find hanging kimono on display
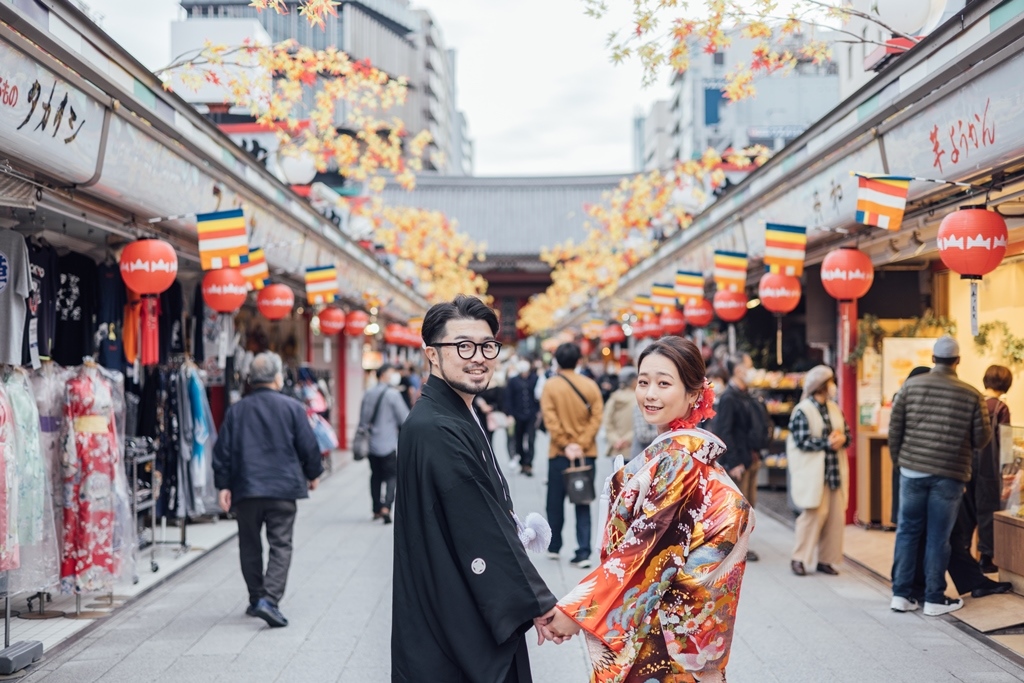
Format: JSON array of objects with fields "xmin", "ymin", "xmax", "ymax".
[
  {"xmin": 60, "ymin": 363, "xmax": 121, "ymax": 593},
  {"xmin": 4, "ymin": 368, "xmax": 60, "ymax": 594},
  {"xmin": 0, "ymin": 383, "xmax": 20, "ymax": 571},
  {"xmin": 179, "ymin": 363, "xmax": 217, "ymax": 516},
  {"xmin": 33, "ymin": 360, "xmax": 72, "ymax": 557}
]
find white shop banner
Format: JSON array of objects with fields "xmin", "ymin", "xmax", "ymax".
[
  {"xmin": 0, "ymin": 39, "xmax": 104, "ymax": 184},
  {"xmin": 883, "ymin": 49, "xmax": 1024, "ymax": 192}
]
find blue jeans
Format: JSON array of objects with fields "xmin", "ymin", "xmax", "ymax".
[
  {"xmin": 546, "ymin": 456, "xmax": 594, "ymax": 560},
  {"xmin": 892, "ymin": 474, "xmax": 965, "ymax": 604}
]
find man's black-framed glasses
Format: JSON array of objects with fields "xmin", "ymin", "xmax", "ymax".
[{"xmin": 432, "ymin": 340, "xmax": 502, "ymax": 360}]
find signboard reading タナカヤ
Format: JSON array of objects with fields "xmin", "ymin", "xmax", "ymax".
[{"xmin": 0, "ymin": 39, "xmax": 104, "ymax": 185}]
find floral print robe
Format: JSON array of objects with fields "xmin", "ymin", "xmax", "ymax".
[{"xmin": 558, "ymin": 429, "xmax": 753, "ymax": 683}]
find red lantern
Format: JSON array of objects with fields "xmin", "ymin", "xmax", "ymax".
[
  {"xmin": 684, "ymin": 299, "xmax": 714, "ymax": 327},
  {"xmin": 714, "ymin": 290, "xmax": 748, "ymax": 323},
  {"xmin": 119, "ymin": 239, "xmax": 178, "ymax": 295},
  {"xmin": 632, "ymin": 317, "xmax": 650, "ymax": 340},
  {"xmin": 660, "ymin": 308, "xmax": 686, "ymax": 335},
  {"xmin": 937, "ymin": 207, "xmax": 1008, "ymax": 278},
  {"xmin": 201, "ymin": 268, "xmax": 247, "ymax": 313},
  {"xmin": 319, "ymin": 307, "xmax": 346, "ymax": 335},
  {"xmin": 346, "ymin": 310, "xmax": 370, "ymax": 336},
  {"xmin": 384, "ymin": 323, "xmax": 404, "ymax": 345},
  {"xmin": 821, "ymin": 248, "xmax": 875, "ymax": 301},
  {"xmin": 600, "ymin": 324, "xmax": 626, "ymax": 345},
  {"xmin": 759, "ymin": 273, "xmax": 802, "ymax": 315},
  {"xmin": 580, "ymin": 338, "xmax": 594, "ymax": 356},
  {"xmin": 257, "ymin": 284, "xmax": 294, "ymax": 321},
  {"xmin": 648, "ymin": 317, "xmax": 665, "ymax": 338}
]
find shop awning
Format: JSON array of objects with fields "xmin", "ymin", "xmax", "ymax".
[{"xmin": 0, "ymin": 172, "xmax": 35, "ymax": 210}]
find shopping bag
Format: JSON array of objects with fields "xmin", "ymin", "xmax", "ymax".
[{"xmin": 563, "ymin": 456, "xmax": 596, "ymax": 505}]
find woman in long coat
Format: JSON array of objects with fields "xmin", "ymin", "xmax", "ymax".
[{"xmin": 547, "ymin": 337, "xmax": 753, "ymax": 683}]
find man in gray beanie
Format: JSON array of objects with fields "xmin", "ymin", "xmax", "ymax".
[
  {"xmin": 889, "ymin": 336, "xmax": 991, "ymax": 617},
  {"xmin": 213, "ymin": 351, "xmax": 324, "ymax": 628}
]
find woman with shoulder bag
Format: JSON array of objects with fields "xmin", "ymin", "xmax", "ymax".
[{"xmin": 788, "ymin": 365, "xmax": 850, "ymax": 577}]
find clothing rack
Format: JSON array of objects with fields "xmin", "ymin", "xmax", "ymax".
[{"xmin": 125, "ymin": 436, "xmax": 187, "ymax": 575}]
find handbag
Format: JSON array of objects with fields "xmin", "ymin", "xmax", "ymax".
[
  {"xmin": 564, "ymin": 455, "xmax": 596, "ymax": 505},
  {"xmin": 352, "ymin": 388, "xmax": 388, "ymax": 461}
]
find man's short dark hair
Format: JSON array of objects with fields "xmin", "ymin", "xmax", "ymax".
[
  {"xmin": 376, "ymin": 363, "xmax": 394, "ymax": 379},
  {"xmin": 554, "ymin": 343, "xmax": 581, "ymax": 370},
  {"xmin": 421, "ymin": 295, "xmax": 499, "ymax": 347}
]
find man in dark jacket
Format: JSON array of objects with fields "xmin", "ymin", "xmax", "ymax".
[
  {"xmin": 711, "ymin": 353, "xmax": 759, "ymax": 561},
  {"xmin": 504, "ymin": 359, "xmax": 540, "ymax": 476},
  {"xmin": 214, "ymin": 351, "xmax": 324, "ymax": 628},
  {"xmin": 889, "ymin": 336, "xmax": 991, "ymax": 617}
]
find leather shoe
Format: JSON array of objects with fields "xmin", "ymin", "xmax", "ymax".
[
  {"xmin": 816, "ymin": 563, "xmax": 839, "ymax": 576},
  {"xmin": 971, "ymin": 580, "xmax": 1013, "ymax": 599},
  {"xmin": 979, "ymin": 555, "xmax": 999, "ymax": 575},
  {"xmin": 746, "ymin": 550, "xmax": 759, "ymax": 562},
  {"xmin": 245, "ymin": 602, "xmax": 258, "ymax": 617},
  {"xmin": 791, "ymin": 560, "xmax": 806, "ymax": 576},
  {"xmin": 252, "ymin": 598, "xmax": 288, "ymax": 628}
]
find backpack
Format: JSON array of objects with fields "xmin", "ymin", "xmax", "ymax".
[{"xmin": 746, "ymin": 393, "xmax": 773, "ymax": 452}]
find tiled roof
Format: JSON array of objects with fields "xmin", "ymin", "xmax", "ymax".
[{"xmin": 380, "ymin": 173, "xmax": 630, "ymax": 256}]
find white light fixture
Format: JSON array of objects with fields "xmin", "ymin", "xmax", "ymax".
[{"xmin": 274, "ymin": 147, "xmax": 318, "ymax": 186}]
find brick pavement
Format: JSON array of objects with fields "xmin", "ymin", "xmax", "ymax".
[{"xmin": 24, "ymin": 430, "xmax": 1024, "ymax": 682}]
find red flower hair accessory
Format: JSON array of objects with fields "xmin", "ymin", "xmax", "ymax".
[{"xmin": 669, "ymin": 378, "xmax": 717, "ymax": 431}]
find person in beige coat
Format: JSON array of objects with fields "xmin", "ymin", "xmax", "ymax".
[
  {"xmin": 600, "ymin": 367, "xmax": 637, "ymax": 458},
  {"xmin": 788, "ymin": 365, "xmax": 850, "ymax": 576}
]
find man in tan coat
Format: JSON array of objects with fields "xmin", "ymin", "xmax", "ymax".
[
  {"xmin": 601, "ymin": 367, "xmax": 637, "ymax": 458},
  {"xmin": 541, "ymin": 342, "xmax": 604, "ymax": 569}
]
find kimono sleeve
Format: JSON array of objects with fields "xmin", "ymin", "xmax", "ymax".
[
  {"xmin": 557, "ymin": 451, "xmax": 702, "ymax": 650},
  {"xmin": 433, "ymin": 473, "xmax": 556, "ymax": 645}
]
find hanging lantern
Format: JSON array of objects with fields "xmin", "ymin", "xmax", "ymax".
[
  {"xmin": 684, "ymin": 298, "xmax": 714, "ymax": 327},
  {"xmin": 648, "ymin": 316, "xmax": 665, "ymax": 339},
  {"xmin": 201, "ymin": 268, "xmax": 248, "ymax": 313},
  {"xmin": 600, "ymin": 324, "xmax": 626, "ymax": 346},
  {"xmin": 580, "ymin": 338, "xmax": 594, "ymax": 357},
  {"xmin": 938, "ymin": 207, "xmax": 1008, "ymax": 336},
  {"xmin": 660, "ymin": 308, "xmax": 686, "ymax": 335},
  {"xmin": 119, "ymin": 239, "xmax": 178, "ymax": 295},
  {"xmin": 384, "ymin": 323, "xmax": 404, "ymax": 345},
  {"xmin": 257, "ymin": 284, "xmax": 294, "ymax": 321},
  {"xmin": 821, "ymin": 248, "xmax": 875, "ymax": 301},
  {"xmin": 759, "ymin": 273, "xmax": 802, "ymax": 314},
  {"xmin": 760, "ymin": 273, "xmax": 802, "ymax": 365},
  {"xmin": 318, "ymin": 307, "xmax": 346, "ymax": 335},
  {"xmin": 713, "ymin": 290, "xmax": 748, "ymax": 323},
  {"xmin": 346, "ymin": 310, "xmax": 370, "ymax": 336}
]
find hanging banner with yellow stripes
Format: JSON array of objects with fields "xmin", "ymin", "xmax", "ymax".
[
  {"xmin": 196, "ymin": 208, "xmax": 250, "ymax": 271},
  {"xmin": 713, "ymin": 251, "xmax": 748, "ymax": 292},
  {"xmin": 305, "ymin": 265, "xmax": 339, "ymax": 305},
  {"xmin": 632, "ymin": 294, "xmax": 654, "ymax": 315},
  {"xmin": 764, "ymin": 223, "xmax": 807, "ymax": 277},
  {"xmin": 240, "ymin": 247, "xmax": 270, "ymax": 291},
  {"xmin": 675, "ymin": 270, "xmax": 705, "ymax": 304},
  {"xmin": 855, "ymin": 173, "xmax": 912, "ymax": 232},
  {"xmin": 650, "ymin": 283, "xmax": 677, "ymax": 312}
]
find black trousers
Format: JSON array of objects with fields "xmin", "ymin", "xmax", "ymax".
[
  {"xmin": 369, "ymin": 452, "xmax": 398, "ymax": 514},
  {"xmin": 546, "ymin": 456, "xmax": 595, "ymax": 559},
  {"xmin": 513, "ymin": 419, "xmax": 537, "ymax": 468},
  {"xmin": 235, "ymin": 498, "xmax": 297, "ymax": 606}
]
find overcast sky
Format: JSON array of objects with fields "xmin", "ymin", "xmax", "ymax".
[{"xmin": 82, "ymin": 0, "xmax": 669, "ymax": 176}]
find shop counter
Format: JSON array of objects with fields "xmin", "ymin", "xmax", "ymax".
[
  {"xmin": 856, "ymin": 430, "xmax": 895, "ymax": 529},
  {"xmin": 994, "ymin": 511, "xmax": 1024, "ymax": 594}
]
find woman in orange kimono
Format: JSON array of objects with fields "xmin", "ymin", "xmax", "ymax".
[{"xmin": 548, "ymin": 336, "xmax": 753, "ymax": 683}]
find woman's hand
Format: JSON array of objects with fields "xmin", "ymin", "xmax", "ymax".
[{"xmin": 548, "ymin": 608, "xmax": 582, "ymax": 639}]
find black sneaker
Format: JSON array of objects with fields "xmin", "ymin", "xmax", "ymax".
[
  {"xmin": 971, "ymin": 580, "xmax": 1013, "ymax": 599},
  {"xmin": 746, "ymin": 550, "xmax": 759, "ymax": 562},
  {"xmin": 569, "ymin": 557, "xmax": 592, "ymax": 569},
  {"xmin": 252, "ymin": 598, "xmax": 288, "ymax": 627},
  {"xmin": 245, "ymin": 602, "xmax": 258, "ymax": 617}
]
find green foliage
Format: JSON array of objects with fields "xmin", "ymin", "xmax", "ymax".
[
  {"xmin": 974, "ymin": 321, "xmax": 1024, "ymax": 367},
  {"xmin": 849, "ymin": 312, "xmax": 958, "ymax": 361}
]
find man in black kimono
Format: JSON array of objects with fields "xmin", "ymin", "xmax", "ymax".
[{"xmin": 392, "ymin": 295, "xmax": 560, "ymax": 683}]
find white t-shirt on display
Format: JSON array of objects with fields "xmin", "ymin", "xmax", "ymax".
[{"xmin": 0, "ymin": 230, "xmax": 31, "ymax": 366}]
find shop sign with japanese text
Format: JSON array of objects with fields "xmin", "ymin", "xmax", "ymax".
[
  {"xmin": 0, "ymin": 39, "xmax": 104, "ymax": 184},
  {"xmin": 883, "ymin": 50, "xmax": 1024, "ymax": 192}
]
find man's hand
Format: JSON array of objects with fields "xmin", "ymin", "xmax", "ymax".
[
  {"xmin": 728, "ymin": 464, "xmax": 746, "ymax": 480},
  {"xmin": 565, "ymin": 443, "xmax": 584, "ymax": 460},
  {"xmin": 549, "ymin": 608, "xmax": 582, "ymax": 639},
  {"xmin": 218, "ymin": 489, "xmax": 231, "ymax": 513},
  {"xmin": 308, "ymin": 479, "xmax": 319, "ymax": 491},
  {"xmin": 534, "ymin": 607, "xmax": 574, "ymax": 645}
]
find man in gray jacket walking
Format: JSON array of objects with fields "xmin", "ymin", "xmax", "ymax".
[
  {"xmin": 889, "ymin": 336, "xmax": 991, "ymax": 616},
  {"xmin": 358, "ymin": 364, "xmax": 410, "ymax": 524}
]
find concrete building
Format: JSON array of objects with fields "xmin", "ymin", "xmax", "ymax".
[
  {"xmin": 175, "ymin": 0, "xmax": 472, "ymax": 175},
  {"xmin": 667, "ymin": 28, "xmax": 841, "ymax": 163},
  {"xmin": 641, "ymin": 100, "xmax": 672, "ymax": 172}
]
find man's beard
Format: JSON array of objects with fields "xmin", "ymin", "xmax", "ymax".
[{"xmin": 437, "ymin": 354, "xmax": 491, "ymax": 395}]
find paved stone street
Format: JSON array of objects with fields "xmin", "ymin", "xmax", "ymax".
[{"xmin": 25, "ymin": 431, "xmax": 1024, "ymax": 683}]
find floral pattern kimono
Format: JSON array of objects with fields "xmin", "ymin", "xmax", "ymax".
[
  {"xmin": 0, "ymin": 385, "xmax": 20, "ymax": 571},
  {"xmin": 558, "ymin": 428, "xmax": 753, "ymax": 683}
]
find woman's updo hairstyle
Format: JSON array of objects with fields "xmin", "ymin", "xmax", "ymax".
[{"xmin": 636, "ymin": 336, "xmax": 706, "ymax": 394}]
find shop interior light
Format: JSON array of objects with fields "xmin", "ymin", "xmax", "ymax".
[
  {"xmin": 365, "ymin": 322, "xmax": 380, "ymax": 335},
  {"xmin": 746, "ymin": 298, "xmax": 761, "ymax": 309}
]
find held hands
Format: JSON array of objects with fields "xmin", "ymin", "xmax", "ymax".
[{"xmin": 534, "ymin": 607, "xmax": 581, "ymax": 646}]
